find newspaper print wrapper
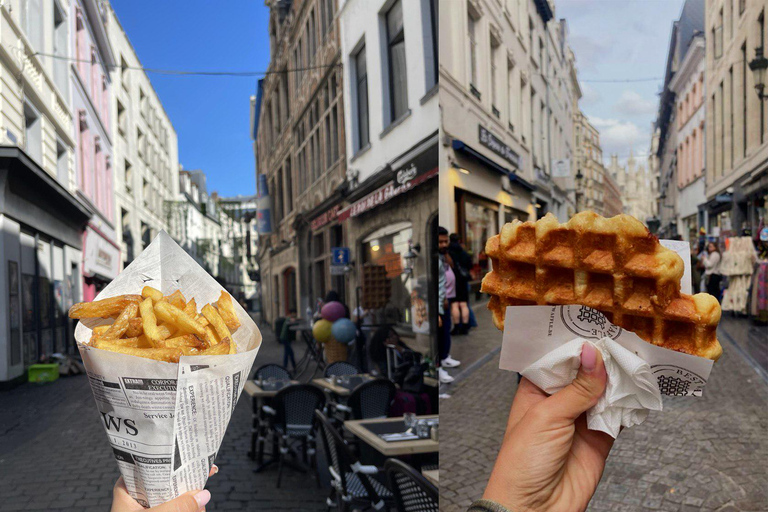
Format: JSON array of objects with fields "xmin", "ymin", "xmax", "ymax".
[
  {"xmin": 74, "ymin": 232, "xmax": 261, "ymax": 508},
  {"xmin": 499, "ymin": 240, "xmax": 714, "ymax": 436}
]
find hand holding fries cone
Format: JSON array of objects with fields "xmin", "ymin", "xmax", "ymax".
[{"xmin": 70, "ymin": 232, "xmax": 260, "ymax": 507}]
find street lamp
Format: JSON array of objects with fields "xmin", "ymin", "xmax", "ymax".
[
  {"xmin": 402, "ymin": 241, "xmax": 421, "ymax": 276},
  {"xmin": 575, "ymin": 168, "xmax": 584, "ymax": 212},
  {"xmin": 750, "ymin": 46, "xmax": 768, "ymax": 100}
]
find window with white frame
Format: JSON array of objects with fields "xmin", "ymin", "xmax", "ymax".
[
  {"xmin": 468, "ymin": 11, "xmax": 478, "ymax": 92},
  {"xmin": 354, "ymin": 44, "xmax": 369, "ymax": 150},
  {"xmin": 24, "ymin": 102, "xmax": 42, "ymax": 164},
  {"xmin": 386, "ymin": 0, "xmax": 408, "ymax": 123}
]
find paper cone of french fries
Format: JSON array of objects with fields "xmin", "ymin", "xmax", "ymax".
[{"xmin": 74, "ymin": 231, "xmax": 261, "ymax": 508}]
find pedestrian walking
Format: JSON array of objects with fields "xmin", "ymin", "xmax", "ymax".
[
  {"xmin": 279, "ymin": 308, "xmax": 298, "ymax": 372},
  {"xmin": 703, "ymin": 241, "xmax": 723, "ymax": 301},
  {"xmin": 438, "ymin": 227, "xmax": 461, "ymax": 383},
  {"xmin": 448, "ymin": 233, "xmax": 472, "ymax": 335}
]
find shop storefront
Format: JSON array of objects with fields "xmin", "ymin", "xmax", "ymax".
[
  {"xmin": 82, "ymin": 222, "xmax": 120, "ymax": 301},
  {"xmin": 342, "ymin": 136, "xmax": 439, "ymax": 361},
  {"xmin": 0, "ymin": 148, "xmax": 91, "ymax": 384},
  {"xmin": 442, "ymin": 126, "xmax": 535, "ymax": 293}
]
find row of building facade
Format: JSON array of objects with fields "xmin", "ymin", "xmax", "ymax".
[
  {"xmin": 254, "ymin": 0, "xmax": 439, "ymax": 354},
  {"xmin": 653, "ymin": 0, "xmax": 768, "ymax": 242},
  {"xmin": 0, "ymin": 0, "xmax": 257, "ymax": 384}
]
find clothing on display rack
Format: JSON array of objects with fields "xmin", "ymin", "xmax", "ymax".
[
  {"xmin": 751, "ymin": 259, "xmax": 768, "ymax": 323},
  {"xmin": 721, "ymin": 237, "xmax": 757, "ymax": 315}
]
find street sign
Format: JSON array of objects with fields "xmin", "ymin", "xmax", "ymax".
[
  {"xmin": 551, "ymin": 159, "xmax": 571, "ymax": 178},
  {"xmin": 331, "ymin": 247, "xmax": 350, "ymax": 266},
  {"xmin": 330, "ymin": 265, "xmax": 347, "ymax": 276}
]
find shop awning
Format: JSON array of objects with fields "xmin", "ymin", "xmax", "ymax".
[{"xmin": 452, "ymin": 139, "xmax": 535, "ymax": 192}]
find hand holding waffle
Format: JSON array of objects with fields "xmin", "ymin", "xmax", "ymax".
[
  {"xmin": 482, "ymin": 344, "xmax": 613, "ymax": 512},
  {"xmin": 481, "ymin": 211, "xmax": 722, "ymax": 361}
]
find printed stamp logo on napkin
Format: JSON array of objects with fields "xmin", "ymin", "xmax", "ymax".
[
  {"xmin": 561, "ymin": 305, "xmax": 622, "ymax": 340},
  {"xmin": 651, "ymin": 365, "xmax": 706, "ymax": 397}
]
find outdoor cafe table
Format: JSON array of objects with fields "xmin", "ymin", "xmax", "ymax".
[
  {"xmin": 311, "ymin": 374, "xmax": 373, "ymax": 397},
  {"xmin": 422, "ymin": 469, "xmax": 439, "ymax": 487},
  {"xmin": 343, "ymin": 415, "xmax": 439, "ymax": 457}
]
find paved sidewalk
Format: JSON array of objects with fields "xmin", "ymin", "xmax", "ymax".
[
  {"xmin": 0, "ymin": 322, "xmax": 327, "ymax": 512},
  {"xmin": 440, "ymin": 300, "xmax": 499, "ymax": 388},
  {"xmin": 440, "ymin": 317, "xmax": 768, "ymax": 512}
]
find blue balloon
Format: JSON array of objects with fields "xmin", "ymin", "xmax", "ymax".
[{"xmin": 331, "ymin": 318, "xmax": 356, "ymax": 345}]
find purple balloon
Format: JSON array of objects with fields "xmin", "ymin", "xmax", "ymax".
[{"xmin": 321, "ymin": 301, "xmax": 345, "ymax": 322}]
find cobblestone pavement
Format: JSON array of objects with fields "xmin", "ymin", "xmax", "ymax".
[
  {"xmin": 440, "ymin": 299, "xmax": 499, "ymax": 389},
  {"xmin": 440, "ymin": 318, "xmax": 768, "ymax": 512},
  {"xmin": 0, "ymin": 322, "xmax": 328, "ymax": 512}
]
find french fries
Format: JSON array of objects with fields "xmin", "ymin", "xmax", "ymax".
[
  {"xmin": 154, "ymin": 301, "xmax": 206, "ymax": 338},
  {"xmin": 70, "ymin": 289, "xmax": 242, "ymax": 362},
  {"xmin": 166, "ymin": 290, "xmax": 186, "ymax": 310},
  {"xmin": 102, "ymin": 303, "xmax": 139, "ymax": 339},
  {"xmin": 141, "ymin": 286, "xmax": 164, "ymax": 303},
  {"xmin": 69, "ymin": 295, "xmax": 142, "ymax": 319},
  {"xmin": 202, "ymin": 304, "xmax": 231, "ymax": 341},
  {"xmin": 216, "ymin": 292, "xmax": 240, "ymax": 331}
]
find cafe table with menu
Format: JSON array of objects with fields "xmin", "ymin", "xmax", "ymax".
[{"xmin": 343, "ymin": 415, "xmax": 439, "ymax": 457}]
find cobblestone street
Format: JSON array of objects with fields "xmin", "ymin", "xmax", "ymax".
[
  {"xmin": 441, "ymin": 315, "xmax": 768, "ymax": 512},
  {"xmin": 0, "ymin": 322, "xmax": 327, "ymax": 512}
]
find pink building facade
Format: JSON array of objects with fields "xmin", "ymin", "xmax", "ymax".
[
  {"xmin": 669, "ymin": 34, "xmax": 707, "ymax": 243},
  {"xmin": 72, "ymin": 0, "xmax": 120, "ymax": 300}
]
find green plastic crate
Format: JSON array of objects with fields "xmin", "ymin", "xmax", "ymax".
[{"xmin": 28, "ymin": 364, "xmax": 59, "ymax": 383}]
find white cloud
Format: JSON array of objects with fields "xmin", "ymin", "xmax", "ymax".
[
  {"xmin": 612, "ymin": 90, "xmax": 657, "ymax": 117},
  {"xmin": 570, "ymin": 34, "xmax": 614, "ymax": 72},
  {"xmin": 579, "ymin": 82, "xmax": 601, "ymax": 107},
  {"xmin": 588, "ymin": 116, "xmax": 649, "ymax": 162}
]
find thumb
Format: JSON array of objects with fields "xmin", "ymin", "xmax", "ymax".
[
  {"xmin": 151, "ymin": 490, "xmax": 211, "ymax": 512},
  {"xmin": 539, "ymin": 342, "xmax": 607, "ymax": 424}
]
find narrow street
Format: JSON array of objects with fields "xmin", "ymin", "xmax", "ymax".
[
  {"xmin": 0, "ymin": 323, "xmax": 327, "ymax": 512},
  {"xmin": 440, "ymin": 305, "xmax": 768, "ymax": 512}
]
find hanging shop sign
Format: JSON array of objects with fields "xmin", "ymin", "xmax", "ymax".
[
  {"xmin": 478, "ymin": 125, "xmax": 521, "ymax": 168},
  {"xmin": 310, "ymin": 205, "xmax": 341, "ymax": 231}
]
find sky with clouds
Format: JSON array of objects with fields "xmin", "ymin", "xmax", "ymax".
[{"xmin": 557, "ymin": 0, "xmax": 687, "ymax": 169}]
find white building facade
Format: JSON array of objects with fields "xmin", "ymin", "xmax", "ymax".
[
  {"xmin": 439, "ymin": 0, "xmax": 578, "ymax": 291},
  {"xmin": 106, "ymin": 3, "xmax": 178, "ymax": 268},
  {"xmin": 0, "ymin": 0, "xmax": 91, "ymax": 382},
  {"xmin": 338, "ymin": 0, "xmax": 438, "ymax": 344}
]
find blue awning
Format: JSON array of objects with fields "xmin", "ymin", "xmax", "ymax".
[{"xmin": 452, "ymin": 139, "xmax": 535, "ymax": 192}]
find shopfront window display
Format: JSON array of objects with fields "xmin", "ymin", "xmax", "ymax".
[
  {"xmin": 361, "ymin": 222, "xmax": 413, "ymax": 326},
  {"xmin": 463, "ymin": 199, "xmax": 497, "ymax": 282}
]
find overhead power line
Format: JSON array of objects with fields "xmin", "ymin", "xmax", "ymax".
[{"xmin": 33, "ymin": 51, "xmax": 341, "ymax": 77}]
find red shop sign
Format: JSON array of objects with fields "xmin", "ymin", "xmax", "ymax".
[
  {"xmin": 337, "ymin": 167, "xmax": 437, "ymax": 222},
  {"xmin": 310, "ymin": 205, "xmax": 341, "ymax": 231}
]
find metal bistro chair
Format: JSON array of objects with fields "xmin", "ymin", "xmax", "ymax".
[
  {"xmin": 315, "ymin": 410, "xmax": 393, "ymax": 512},
  {"xmin": 324, "ymin": 361, "xmax": 360, "ymax": 378},
  {"xmin": 384, "ymin": 459, "xmax": 439, "ymax": 512},
  {"xmin": 262, "ymin": 384, "xmax": 325, "ymax": 487},
  {"xmin": 336, "ymin": 378, "xmax": 397, "ymax": 421},
  {"xmin": 254, "ymin": 363, "xmax": 292, "ymax": 381},
  {"xmin": 253, "ymin": 364, "xmax": 293, "ymax": 466}
]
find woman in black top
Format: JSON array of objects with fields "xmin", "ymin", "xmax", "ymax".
[{"xmin": 448, "ymin": 233, "xmax": 472, "ymax": 335}]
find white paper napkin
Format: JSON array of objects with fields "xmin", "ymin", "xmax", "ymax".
[{"xmin": 521, "ymin": 337, "xmax": 663, "ymax": 438}]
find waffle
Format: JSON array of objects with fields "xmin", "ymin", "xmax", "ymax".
[{"xmin": 481, "ymin": 212, "xmax": 722, "ymax": 360}]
